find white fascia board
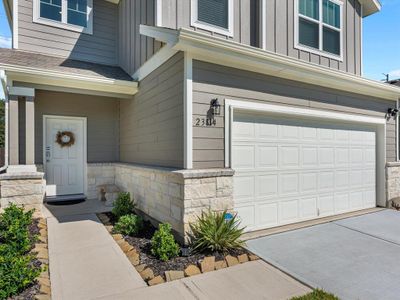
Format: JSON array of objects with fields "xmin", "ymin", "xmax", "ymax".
[
  {"xmin": 175, "ymin": 28, "xmax": 400, "ymax": 101},
  {"xmin": 140, "ymin": 25, "xmax": 179, "ymax": 44},
  {"xmin": 132, "ymin": 45, "xmax": 178, "ymax": 81},
  {"xmin": 1, "ymin": 65, "xmax": 138, "ymax": 96}
]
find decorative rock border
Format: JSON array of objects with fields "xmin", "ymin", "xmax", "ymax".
[
  {"xmin": 33, "ymin": 218, "xmax": 52, "ymax": 300},
  {"xmin": 97, "ymin": 213, "xmax": 260, "ymax": 286}
]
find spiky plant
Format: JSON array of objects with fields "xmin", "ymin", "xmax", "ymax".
[{"xmin": 189, "ymin": 210, "xmax": 245, "ymax": 253}]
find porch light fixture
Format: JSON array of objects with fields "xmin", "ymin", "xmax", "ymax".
[
  {"xmin": 210, "ymin": 98, "xmax": 221, "ymax": 116},
  {"xmin": 388, "ymin": 108, "xmax": 399, "ymax": 118}
]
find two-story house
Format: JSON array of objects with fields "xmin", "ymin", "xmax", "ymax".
[{"xmin": 1, "ymin": 0, "xmax": 399, "ymax": 240}]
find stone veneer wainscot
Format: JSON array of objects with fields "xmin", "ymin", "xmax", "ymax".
[{"xmin": 87, "ymin": 163, "xmax": 234, "ymax": 242}]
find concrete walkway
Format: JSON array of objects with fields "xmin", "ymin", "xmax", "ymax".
[
  {"xmin": 96, "ymin": 260, "xmax": 311, "ymax": 300},
  {"xmin": 48, "ymin": 213, "xmax": 146, "ymax": 300}
]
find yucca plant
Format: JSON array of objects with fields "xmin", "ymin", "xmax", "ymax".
[{"xmin": 189, "ymin": 210, "xmax": 245, "ymax": 253}]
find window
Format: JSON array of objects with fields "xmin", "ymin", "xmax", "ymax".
[
  {"xmin": 34, "ymin": 0, "xmax": 93, "ymax": 34},
  {"xmin": 191, "ymin": 0, "xmax": 233, "ymax": 36},
  {"xmin": 296, "ymin": 0, "xmax": 342, "ymax": 59}
]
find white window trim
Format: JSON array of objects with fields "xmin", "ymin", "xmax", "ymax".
[
  {"xmin": 33, "ymin": 0, "xmax": 93, "ymax": 35},
  {"xmin": 191, "ymin": 0, "xmax": 234, "ymax": 37},
  {"xmin": 294, "ymin": 0, "xmax": 343, "ymax": 61}
]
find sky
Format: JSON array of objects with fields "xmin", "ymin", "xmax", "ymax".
[{"xmin": 0, "ymin": 0, "xmax": 399, "ymax": 85}]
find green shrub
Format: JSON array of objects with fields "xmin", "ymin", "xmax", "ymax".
[
  {"xmin": 151, "ymin": 223, "xmax": 180, "ymax": 261},
  {"xmin": 112, "ymin": 192, "xmax": 135, "ymax": 220},
  {"xmin": 0, "ymin": 204, "xmax": 41, "ymax": 300},
  {"xmin": 0, "ymin": 254, "xmax": 41, "ymax": 300},
  {"xmin": 189, "ymin": 210, "xmax": 245, "ymax": 253},
  {"xmin": 0, "ymin": 204, "xmax": 35, "ymax": 255},
  {"xmin": 291, "ymin": 289, "xmax": 340, "ymax": 300},
  {"xmin": 114, "ymin": 214, "xmax": 143, "ymax": 236}
]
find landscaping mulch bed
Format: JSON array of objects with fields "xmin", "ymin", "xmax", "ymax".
[{"xmin": 102, "ymin": 212, "xmax": 256, "ymax": 283}]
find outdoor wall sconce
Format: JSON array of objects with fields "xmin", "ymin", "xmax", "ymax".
[
  {"xmin": 388, "ymin": 108, "xmax": 399, "ymax": 118},
  {"xmin": 210, "ymin": 98, "xmax": 221, "ymax": 116}
]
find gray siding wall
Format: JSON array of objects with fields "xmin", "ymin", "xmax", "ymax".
[
  {"xmin": 118, "ymin": 0, "xmax": 162, "ymax": 75},
  {"xmin": 160, "ymin": 0, "xmax": 258, "ymax": 47},
  {"xmin": 18, "ymin": 0, "xmax": 118, "ymax": 65},
  {"xmin": 161, "ymin": 0, "xmax": 361, "ymax": 76},
  {"xmin": 119, "ymin": 53, "xmax": 184, "ymax": 168},
  {"xmin": 192, "ymin": 60, "xmax": 396, "ymax": 169},
  {"xmin": 265, "ymin": 0, "xmax": 362, "ymax": 75},
  {"xmin": 35, "ymin": 90, "xmax": 120, "ymax": 164}
]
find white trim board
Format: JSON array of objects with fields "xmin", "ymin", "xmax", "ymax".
[
  {"xmin": 42, "ymin": 115, "xmax": 88, "ymax": 197},
  {"xmin": 33, "ymin": 0, "xmax": 93, "ymax": 35},
  {"xmin": 224, "ymin": 99, "xmax": 387, "ymax": 207},
  {"xmin": 294, "ymin": 0, "xmax": 344, "ymax": 61},
  {"xmin": 184, "ymin": 53, "xmax": 193, "ymax": 169},
  {"xmin": 190, "ymin": 0, "xmax": 234, "ymax": 37},
  {"xmin": 12, "ymin": 0, "xmax": 18, "ymax": 48}
]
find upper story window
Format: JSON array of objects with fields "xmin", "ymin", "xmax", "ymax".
[
  {"xmin": 33, "ymin": 0, "xmax": 93, "ymax": 34},
  {"xmin": 191, "ymin": 0, "xmax": 233, "ymax": 37},
  {"xmin": 295, "ymin": 0, "xmax": 343, "ymax": 60}
]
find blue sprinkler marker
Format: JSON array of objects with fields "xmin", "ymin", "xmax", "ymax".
[{"xmin": 224, "ymin": 212, "xmax": 233, "ymax": 222}]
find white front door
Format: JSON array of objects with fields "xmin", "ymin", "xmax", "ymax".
[
  {"xmin": 232, "ymin": 112, "xmax": 377, "ymax": 232},
  {"xmin": 44, "ymin": 116, "xmax": 86, "ymax": 196}
]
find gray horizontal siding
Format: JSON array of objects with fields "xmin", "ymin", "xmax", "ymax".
[
  {"xmin": 18, "ymin": 0, "xmax": 118, "ymax": 65},
  {"xmin": 192, "ymin": 60, "xmax": 396, "ymax": 168},
  {"xmin": 118, "ymin": 0, "xmax": 161, "ymax": 75},
  {"xmin": 35, "ymin": 90, "xmax": 120, "ymax": 164},
  {"xmin": 119, "ymin": 53, "xmax": 184, "ymax": 168}
]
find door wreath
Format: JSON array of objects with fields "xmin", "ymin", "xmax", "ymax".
[{"xmin": 56, "ymin": 131, "xmax": 75, "ymax": 147}]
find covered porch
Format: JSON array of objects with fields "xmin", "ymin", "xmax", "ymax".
[{"xmin": 0, "ymin": 48, "xmax": 138, "ymax": 211}]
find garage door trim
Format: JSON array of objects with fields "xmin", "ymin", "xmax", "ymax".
[{"xmin": 224, "ymin": 99, "xmax": 387, "ymax": 207}]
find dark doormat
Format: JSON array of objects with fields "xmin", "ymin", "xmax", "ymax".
[{"xmin": 46, "ymin": 199, "xmax": 86, "ymax": 206}]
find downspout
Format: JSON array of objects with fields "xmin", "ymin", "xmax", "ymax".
[{"xmin": 0, "ymin": 70, "xmax": 9, "ymax": 172}]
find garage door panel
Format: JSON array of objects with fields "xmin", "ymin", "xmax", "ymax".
[
  {"xmin": 256, "ymin": 175, "xmax": 278, "ymax": 197},
  {"xmin": 279, "ymin": 146, "xmax": 300, "ymax": 168},
  {"xmin": 233, "ymin": 113, "xmax": 377, "ymax": 231},
  {"xmin": 300, "ymin": 197, "xmax": 318, "ymax": 219},
  {"xmin": 256, "ymin": 202, "xmax": 279, "ymax": 228},
  {"xmin": 232, "ymin": 145, "xmax": 255, "ymax": 169},
  {"xmin": 279, "ymin": 173, "xmax": 299, "ymax": 195},
  {"xmin": 257, "ymin": 146, "xmax": 278, "ymax": 169},
  {"xmin": 280, "ymin": 199, "xmax": 299, "ymax": 224}
]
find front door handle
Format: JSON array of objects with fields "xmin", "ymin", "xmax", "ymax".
[{"xmin": 46, "ymin": 146, "xmax": 51, "ymax": 162}]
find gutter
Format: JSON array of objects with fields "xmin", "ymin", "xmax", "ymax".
[{"xmin": 0, "ymin": 63, "xmax": 138, "ymax": 97}]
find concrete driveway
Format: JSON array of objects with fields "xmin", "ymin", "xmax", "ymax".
[{"xmin": 246, "ymin": 210, "xmax": 400, "ymax": 300}]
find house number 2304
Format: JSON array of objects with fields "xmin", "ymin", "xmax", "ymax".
[{"xmin": 195, "ymin": 118, "xmax": 217, "ymax": 127}]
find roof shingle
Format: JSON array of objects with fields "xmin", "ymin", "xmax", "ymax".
[{"xmin": 0, "ymin": 48, "xmax": 133, "ymax": 82}]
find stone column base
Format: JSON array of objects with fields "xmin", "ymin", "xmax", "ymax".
[{"xmin": 0, "ymin": 171, "xmax": 46, "ymax": 213}]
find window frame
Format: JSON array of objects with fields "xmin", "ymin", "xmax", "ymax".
[
  {"xmin": 191, "ymin": 0, "xmax": 234, "ymax": 37},
  {"xmin": 294, "ymin": 0, "xmax": 343, "ymax": 61},
  {"xmin": 33, "ymin": 0, "xmax": 93, "ymax": 35}
]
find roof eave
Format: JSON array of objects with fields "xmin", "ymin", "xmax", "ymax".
[
  {"xmin": 170, "ymin": 28, "xmax": 399, "ymax": 101},
  {"xmin": 3, "ymin": 0, "xmax": 12, "ymax": 28},
  {"xmin": 0, "ymin": 64, "xmax": 138, "ymax": 98},
  {"xmin": 360, "ymin": 0, "xmax": 382, "ymax": 17}
]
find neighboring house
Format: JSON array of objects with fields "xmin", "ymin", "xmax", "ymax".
[
  {"xmin": 389, "ymin": 79, "xmax": 400, "ymax": 87},
  {"xmin": 0, "ymin": 0, "xmax": 400, "ymax": 240}
]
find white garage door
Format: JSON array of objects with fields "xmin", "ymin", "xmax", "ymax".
[{"xmin": 232, "ymin": 112, "xmax": 377, "ymax": 232}]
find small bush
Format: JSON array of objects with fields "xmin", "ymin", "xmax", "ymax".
[
  {"xmin": 0, "ymin": 254, "xmax": 41, "ymax": 299},
  {"xmin": 114, "ymin": 214, "xmax": 143, "ymax": 236},
  {"xmin": 0, "ymin": 205, "xmax": 35, "ymax": 255},
  {"xmin": 151, "ymin": 223, "xmax": 180, "ymax": 261},
  {"xmin": 189, "ymin": 210, "xmax": 245, "ymax": 253},
  {"xmin": 0, "ymin": 204, "xmax": 41, "ymax": 300},
  {"xmin": 112, "ymin": 192, "xmax": 135, "ymax": 220},
  {"xmin": 291, "ymin": 289, "xmax": 340, "ymax": 300}
]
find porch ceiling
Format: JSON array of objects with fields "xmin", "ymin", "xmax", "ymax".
[{"xmin": 0, "ymin": 48, "xmax": 138, "ymax": 98}]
